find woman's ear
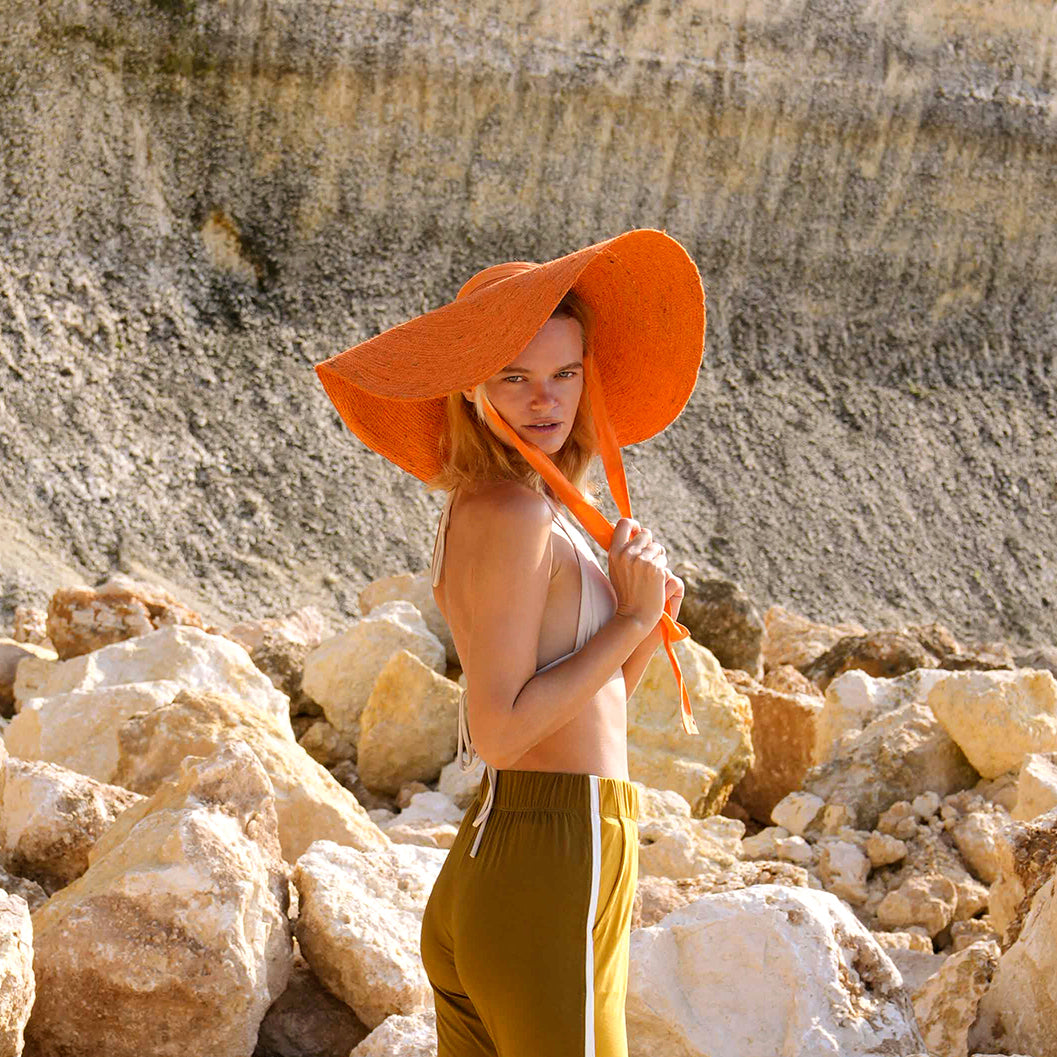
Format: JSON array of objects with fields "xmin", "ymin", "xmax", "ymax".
[{"xmin": 461, "ymin": 388, "xmax": 475, "ymax": 402}]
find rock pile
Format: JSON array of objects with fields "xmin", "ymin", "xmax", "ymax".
[{"xmin": 0, "ymin": 575, "xmax": 1055, "ymax": 1056}]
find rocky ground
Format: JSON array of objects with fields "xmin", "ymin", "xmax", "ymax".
[{"xmin": 0, "ymin": 569, "xmax": 1055, "ymax": 1056}]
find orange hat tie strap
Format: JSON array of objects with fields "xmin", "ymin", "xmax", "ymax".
[{"xmin": 479, "ymin": 393, "xmax": 699, "ymax": 737}]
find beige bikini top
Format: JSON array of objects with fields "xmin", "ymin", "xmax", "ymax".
[{"xmin": 429, "ymin": 488, "xmax": 616, "ymax": 856}]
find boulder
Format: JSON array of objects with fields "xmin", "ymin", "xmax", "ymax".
[
  {"xmin": 627, "ymin": 885, "xmax": 925, "ymax": 1057},
  {"xmin": 814, "ymin": 668, "xmax": 950, "ymax": 765},
  {"xmin": 803, "ymin": 630, "xmax": 937, "ymax": 691},
  {"xmin": 761, "ymin": 664, "xmax": 823, "ymax": 698},
  {"xmin": 356, "ymin": 650, "xmax": 461, "ymax": 795},
  {"xmin": 254, "ymin": 953, "xmax": 369, "ymax": 1057},
  {"xmin": 44, "ymin": 575, "xmax": 207, "ymax": 660},
  {"xmin": 437, "ymin": 756, "xmax": 485, "ymax": 809},
  {"xmin": 950, "ymin": 810, "xmax": 1007, "ymax": 885},
  {"xmin": 380, "ymin": 791, "xmax": 463, "ymax": 850},
  {"xmin": 626, "ymin": 638, "xmax": 753, "ymax": 817},
  {"xmin": 359, "ymin": 570, "xmax": 457, "ymax": 668},
  {"xmin": 10, "ymin": 607, "xmax": 47, "ymax": 647},
  {"xmin": 294, "ymin": 840, "xmax": 445, "ymax": 1030},
  {"xmin": 1, "ymin": 756, "xmax": 141, "ymax": 892},
  {"xmin": 0, "ymin": 865, "xmax": 45, "ymax": 913},
  {"xmin": 817, "ymin": 839, "xmax": 871, "ymax": 905},
  {"xmin": 1011, "ymin": 751, "xmax": 1057, "ymax": 821},
  {"xmin": 912, "ymin": 940, "xmax": 998, "ymax": 1057},
  {"xmin": 0, "ymin": 639, "xmax": 54, "ymax": 718},
  {"xmin": 113, "ymin": 689, "xmax": 388, "ymax": 862},
  {"xmin": 672, "ymin": 565, "xmax": 764, "ymax": 676},
  {"xmin": 760, "ymin": 606, "xmax": 866, "ymax": 672},
  {"xmin": 876, "ymin": 874, "xmax": 958, "ymax": 937},
  {"xmin": 27, "ymin": 742, "xmax": 293, "ymax": 1057},
  {"xmin": 970, "ymin": 875, "xmax": 1057, "ymax": 1057},
  {"xmin": 726, "ymin": 671, "xmax": 822, "ymax": 823},
  {"xmin": 302, "ymin": 602, "xmax": 445, "ymax": 743},
  {"xmin": 0, "ymin": 891, "xmax": 34, "ymax": 1057},
  {"xmin": 926, "ymin": 669, "xmax": 1057, "ymax": 778},
  {"xmin": 638, "ymin": 812, "xmax": 744, "ymax": 881},
  {"xmin": 803, "ymin": 702, "xmax": 978, "ymax": 830},
  {"xmin": 770, "ymin": 791, "xmax": 825, "ymax": 836},
  {"xmin": 987, "ymin": 807, "xmax": 1057, "ymax": 945},
  {"xmin": 225, "ymin": 606, "xmax": 330, "ymax": 655},
  {"xmin": 349, "ymin": 1009, "xmax": 437, "ymax": 1057},
  {"xmin": 297, "ymin": 720, "xmax": 356, "ymax": 768},
  {"xmin": 1014, "ymin": 645, "xmax": 1057, "ymax": 677}
]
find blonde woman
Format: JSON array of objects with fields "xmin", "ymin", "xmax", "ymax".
[{"xmin": 315, "ymin": 230, "xmax": 705, "ymax": 1057}]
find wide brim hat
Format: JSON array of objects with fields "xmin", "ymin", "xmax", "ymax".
[{"xmin": 315, "ymin": 228, "xmax": 705, "ymax": 483}]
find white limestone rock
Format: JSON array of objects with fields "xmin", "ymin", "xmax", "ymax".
[
  {"xmin": 0, "ymin": 891, "xmax": 34, "ymax": 1057},
  {"xmin": 817, "ymin": 839, "xmax": 871, "ymax": 905},
  {"xmin": 359, "ymin": 569, "xmax": 457, "ymax": 668},
  {"xmin": 771, "ymin": 790, "xmax": 825, "ymax": 836},
  {"xmin": 969, "ymin": 874, "xmax": 1057, "ymax": 1057},
  {"xmin": 437, "ymin": 756, "xmax": 485, "ymax": 809},
  {"xmin": 294, "ymin": 840, "xmax": 445, "ymax": 1030},
  {"xmin": 927, "ymin": 669, "xmax": 1057, "ymax": 778},
  {"xmin": 12, "ymin": 624, "xmax": 289, "ymax": 727},
  {"xmin": 349, "ymin": 1008, "xmax": 438, "ymax": 1057},
  {"xmin": 638, "ymin": 813, "xmax": 744, "ymax": 881},
  {"xmin": 357, "ymin": 650, "xmax": 461, "ymax": 795},
  {"xmin": 760, "ymin": 606, "xmax": 866, "ymax": 672},
  {"xmin": 302, "ymin": 602, "xmax": 445, "ymax": 743},
  {"xmin": 912, "ymin": 940, "xmax": 998, "ymax": 1057},
  {"xmin": 950, "ymin": 809, "xmax": 1007, "ymax": 885},
  {"xmin": 877, "ymin": 874, "xmax": 958, "ymax": 937},
  {"xmin": 113, "ymin": 689, "xmax": 388, "ymax": 862},
  {"xmin": 1011, "ymin": 751, "xmax": 1057, "ymax": 821},
  {"xmin": 0, "ymin": 755, "xmax": 141, "ymax": 892},
  {"xmin": 381, "ymin": 791, "xmax": 463, "ymax": 850},
  {"xmin": 626, "ymin": 885, "xmax": 925, "ymax": 1057},
  {"xmin": 627, "ymin": 638, "xmax": 753, "ymax": 817},
  {"xmin": 26, "ymin": 742, "xmax": 293, "ymax": 1057}
]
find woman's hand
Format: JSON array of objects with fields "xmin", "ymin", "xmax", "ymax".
[
  {"xmin": 664, "ymin": 568, "xmax": 685, "ymax": 625},
  {"xmin": 608, "ymin": 518, "xmax": 671, "ymax": 630}
]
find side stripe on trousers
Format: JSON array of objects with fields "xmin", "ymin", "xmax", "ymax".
[{"xmin": 584, "ymin": 775, "xmax": 601, "ymax": 1057}]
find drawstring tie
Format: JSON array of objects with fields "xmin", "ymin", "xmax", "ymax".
[{"xmin": 457, "ymin": 686, "xmax": 496, "ymax": 858}]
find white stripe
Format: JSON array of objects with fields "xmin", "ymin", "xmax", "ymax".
[{"xmin": 584, "ymin": 775, "xmax": 601, "ymax": 1057}]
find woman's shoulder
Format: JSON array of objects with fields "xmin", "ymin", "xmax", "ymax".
[{"xmin": 452, "ymin": 481, "xmax": 555, "ymax": 540}]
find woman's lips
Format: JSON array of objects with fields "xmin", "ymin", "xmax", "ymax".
[{"xmin": 525, "ymin": 422, "xmax": 561, "ymax": 433}]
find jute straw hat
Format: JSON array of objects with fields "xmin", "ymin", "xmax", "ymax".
[{"xmin": 315, "ymin": 228, "xmax": 706, "ymax": 735}]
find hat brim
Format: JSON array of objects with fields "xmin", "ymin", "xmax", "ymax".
[{"xmin": 315, "ymin": 229, "xmax": 705, "ymax": 482}]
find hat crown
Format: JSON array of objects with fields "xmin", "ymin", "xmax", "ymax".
[{"xmin": 456, "ymin": 260, "xmax": 538, "ymax": 301}]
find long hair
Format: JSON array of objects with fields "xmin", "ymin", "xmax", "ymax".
[{"xmin": 428, "ymin": 290, "xmax": 598, "ymax": 499}]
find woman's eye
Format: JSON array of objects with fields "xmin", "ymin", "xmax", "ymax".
[{"xmin": 502, "ymin": 375, "xmax": 524, "ymax": 383}]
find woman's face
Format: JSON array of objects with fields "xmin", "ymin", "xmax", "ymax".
[{"xmin": 468, "ymin": 315, "xmax": 585, "ymax": 455}]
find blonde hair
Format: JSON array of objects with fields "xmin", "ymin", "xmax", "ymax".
[{"xmin": 429, "ymin": 290, "xmax": 598, "ymax": 499}]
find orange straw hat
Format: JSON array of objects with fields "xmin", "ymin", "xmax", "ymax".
[{"xmin": 315, "ymin": 228, "xmax": 706, "ymax": 735}]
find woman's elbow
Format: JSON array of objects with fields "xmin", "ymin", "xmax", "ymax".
[{"xmin": 467, "ymin": 702, "xmax": 518, "ymax": 770}]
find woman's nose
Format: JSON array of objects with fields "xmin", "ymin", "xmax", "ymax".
[{"xmin": 528, "ymin": 382, "xmax": 558, "ymax": 408}]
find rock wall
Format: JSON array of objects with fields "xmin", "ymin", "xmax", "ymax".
[{"xmin": 2, "ymin": 0, "xmax": 1056, "ymax": 642}]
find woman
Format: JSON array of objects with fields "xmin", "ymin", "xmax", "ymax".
[{"xmin": 315, "ymin": 230, "xmax": 706, "ymax": 1057}]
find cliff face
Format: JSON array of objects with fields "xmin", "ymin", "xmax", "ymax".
[{"xmin": 2, "ymin": 0, "xmax": 1056, "ymax": 641}]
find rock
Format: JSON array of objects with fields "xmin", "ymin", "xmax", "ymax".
[
  {"xmin": 950, "ymin": 918, "xmax": 1000, "ymax": 952},
  {"xmin": 298, "ymin": 720, "xmax": 356, "ymax": 768},
  {"xmin": 626, "ymin": 638, "xmax": 754, "ymax": 817},
  {"xmin": 969, "ymin": 875, "xmax": 1057, "ymax": 1057},
  {"xmin": 878, "ymin": 801, "xmax": 919, "ymax": 840},
  {"xmin": 804, "ymin": 702, "xmax": 978, "ymax": 830},
  {"xmin": 45, "ymin": 575, "xmax": 208, "ymax": 660},
  {"xmin": 1014, "ymin": 645, "xmax": 1057, "ymax": 677},
  {"xmin": 815, "ymin": 668, "xmax": 950, "ymax": 765},
  {"xmin": 927, "ymin": 669, "xmax": 1057, "ymax": 778},
  {"xmin": 0, "ymin": 639, "xmax": 54, "ymax": 718},
  {"xmin": 0, "ymin": 890, "xmax": 34, "ymax": 1057},
  {"xmin": 254, "ymin": 953, "xmax": 370, "ymax": 1057},
  {"xmin": 380, "ymin": 791, "xmax": 463, "ymax": 850},
  {"xmin": 741, "ymin": 825, "xmax": 789, "ymax": 860},
  {"xmin": 302, "ymin": 602, "xmax": 445, "ymax": 743},
  {"xmin": 912, "ymin": 791, "xmax": 942, "ymax": 820},
  {"xmin": 437, "ymin": 756, "xmax": 484, "ymax": 809},
  {"xmin": 871, "ymin": 929, "xmax": 933, "ymax": 953},
  {"xmin": 912, "ymin": 941, "xmax": 998, "ymax": 1057},
  {"xmin": 113, "ymin": 689, "xmax": 388, "ymax": 862},
  {"xmin": 866, "ymin": 832, "xmax": 909, "ymax": 867},
  {"xmin": 771, "ymin": 791, "xmax": 825, "ymax": 836},
  {"xmin": 939, "ymin": 641, "xmax": 1014, "ymax": 672},
  {"xmin": 803, "ymin": 630, "xmax": 937, "ymax": 691},
  {"xmin": 328, "ymin": 762, "xmax": 396, "ymax": 813},
  {"xmin": 225, "ymin": 606, "xmax": 330, "ymax": 655},
  {"xmin": 293, "ymin": 840, "xmax": 445, "ymax": 1030},
  {"xmin": 817, "ymin": 839, "xmax": 871, "ymax": 904},
  {"xmin": 877, "ymin": 874, "xmax": 958, "ymax": 937},
  {"xmin": 638, "ymin": 811, "xmax": 744, "ymax": 881},
  {"xmin": 761, "ymin": 664, "xmax": 823, "ymax": 698},
  {"xmin": 627, "ymin": 885, "xmax": 925, "ymax": 1057},
  {"xmin": 356, "ymin": 650, "xmax": 461, "ymax": 795},
  {"xmin": 726, "ymin": 671, "xmax": 822, "ymax": 823},
  {"xmin": 884, "ymin": 948, "xmax": 950, "ymax": 994},
  {"xmin": 359, "ymin": 571, "xmax": 457, "ymax": 668},
  {"xmin": 761, "ymin": 606, "xmax": 867, "ymax": 672},
  {"xmin": 27, "ymin": 742, "xmax": 293, "ymax": 1057},
  {"xmin": 0, "ymin": 864, "xmax": 45, "ymax": 912},
  {"xmin": 349, "ymin": 1008, "xmax": 437, "ymax": 1057},
  {"xmin": 902, "ymin": 622, "xmax": 963, "ymax": 664},
  {"xmin": 10, "ymin": 607, "xmax": 47, "ymax": 647},
  {"xmin": 987, "ymin": 807, "xmax": 1057, "ymax": 946},
  {"xmin": 1011, "ymin": 751, "xmax": 1057, "ymax": 821},
  {"xmin": 1, "ymin": 755, "xmax": 141, "ymax": 892},
  {"xmin": 973, "ymin": 770, "xmax": 1021, "ymax": 813},
  {"xmin": 395, "ymin": 783, "xmax": 431, "ymax": 809},
  {"xmin": 950, "ymin": 810, "xmax": 1007, "ymax": 884},
  {"xmin": 672, "ymin": 564, "xmax": 764, "ymax": 676},
  {"xmin": 246, "ymin": 629, "xmax": 320, "ymax": 718}
]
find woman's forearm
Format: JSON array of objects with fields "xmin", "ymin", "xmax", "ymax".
[
  {"xmin": 478, "ymin": 611, "xmax": 652, "ymax": 768},
  {"xmin": 621, "ymin": 623, "xmax": 663, "ymax": 699}
]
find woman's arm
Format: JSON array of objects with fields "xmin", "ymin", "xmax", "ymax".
[{"xmin": 456, "ymin": 487, "xmax": 665, "ymax": 769}]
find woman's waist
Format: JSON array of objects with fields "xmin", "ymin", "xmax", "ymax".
[{"xmin": 477, "ymin": 766, "xmax": 638, "ymax": 821}]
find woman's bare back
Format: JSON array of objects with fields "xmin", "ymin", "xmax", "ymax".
[{"xmin": 432, "ymin": 483, "xmax": 630, "ymax": 778}]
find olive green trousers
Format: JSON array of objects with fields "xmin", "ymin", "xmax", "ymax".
[{"xmin": 420, "ymin": 769, "xmax": 639, "ymax": 1057}]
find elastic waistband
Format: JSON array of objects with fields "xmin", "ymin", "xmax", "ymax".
[{"xmin": 488, "ymin": 769, "xmax": 639, "ymax": 821}]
